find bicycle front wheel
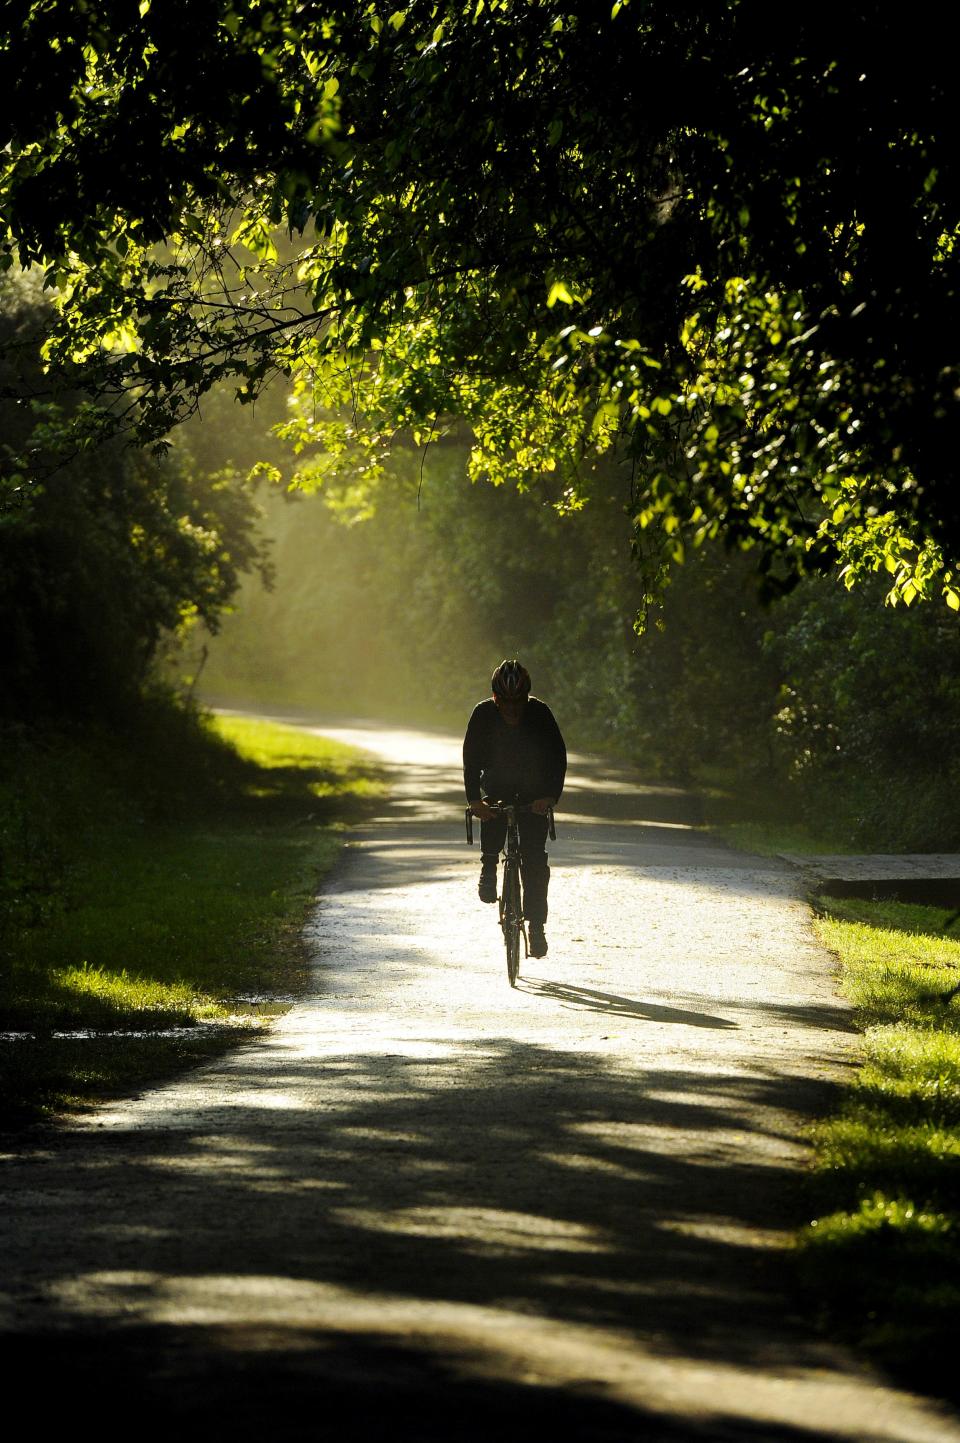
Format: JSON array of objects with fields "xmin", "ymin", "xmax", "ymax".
[{"xmin": 501, "ymin": 863, "xmax": 522, "ymax": 987}]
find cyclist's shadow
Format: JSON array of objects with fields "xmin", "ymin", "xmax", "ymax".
[{"xmin": 518, "ymin": 977, "xmax": 737, "ymax": 1029}]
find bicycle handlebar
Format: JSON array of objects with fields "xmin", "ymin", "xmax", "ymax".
[{"xmin": 464, "ymin": 801, "xmax": 556, "ymax": 845}]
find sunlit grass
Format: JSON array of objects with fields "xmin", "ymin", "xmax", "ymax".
[
  {"xmin": 211, "ymin": 713, "xmax": 384, "ymax": 804},
  {"xmin": 817, "ymin": 908, "xmax": 960, "ymax": 1022},
  {"xmin": 0, "ymin": 707, "xmax": 385, "ymax": 1123},
  {"xmin": 816, "ymin": 894, "xmax": 960, "ymax": 938},
  {"xmin": 4, "ymin": 960, "xmax": 222, "ymax": 1033},
  {"xmin": 801, "ymin": 896, "xmax": 960, "ymax": 1398}
]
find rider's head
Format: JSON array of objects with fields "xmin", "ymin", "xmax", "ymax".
[{"xmin": 491, "ymin": 659, "xmax": 531, "ymax": 726}]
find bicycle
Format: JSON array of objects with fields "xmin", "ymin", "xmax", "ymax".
[{"xmin": 465, "ymin": 799, "xmax": 556, "ymax": 987}]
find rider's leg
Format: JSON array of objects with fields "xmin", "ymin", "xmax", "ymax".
[
  {"xmin": 521, "ymin": 855, "xmax": 550, "ymax": 922},
  {"xmin": 517, "ymin": 813, "xmax": 550, "ymax": 925},
  {"xmin": 478, "ymin": 815, "xmax": 506, "ymax": 903}
]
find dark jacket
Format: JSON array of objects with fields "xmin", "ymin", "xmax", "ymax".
[{"xmin": 463, "ymin": 697, "xmax": 567, "ymax": 805}]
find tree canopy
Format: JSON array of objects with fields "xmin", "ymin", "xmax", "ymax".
[{"xmin": 3, "ymin": 1, "xmax": 958, "ymax": 602}]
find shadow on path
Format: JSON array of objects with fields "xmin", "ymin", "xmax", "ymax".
[
  {"xmin": 8, "ymin": 1326, "xmax": 870, "ymax": 1443},
  {"xmin": 0, "ymin": 1030, "xmax": 894, "ymax": 1438},
  {"xmin": 520, "ymin": 978, "xmax": 739, "ymax": 1029},
  {"xmin": 6, "ymin": 1038, "xmax": 840, "ymax": 1354}
]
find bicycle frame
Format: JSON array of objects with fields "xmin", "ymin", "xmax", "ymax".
[
  {"xmin": 498, "ymin": 804, "xmax": 525, "ymax": 985},
  {"xmin": 465, "ymin": 799, "xmax": 555, "ymax": 986}
]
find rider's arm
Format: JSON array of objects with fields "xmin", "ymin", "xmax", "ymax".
[
  {"xmin": 535, "ymin": 701, "xmax": 567, "ymax": 805},
  {"xmin": 462, "ymin": 704, "xmax": 486, "ymax": 803}
]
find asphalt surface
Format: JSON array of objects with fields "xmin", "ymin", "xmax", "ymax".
[{"xmin": 2, "ymin": 718, "xmax": 959, "ymax": 1442}]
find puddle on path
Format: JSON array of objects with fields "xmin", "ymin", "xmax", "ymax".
[
  {"xmin": 227, "ymin": 996, "xmax": 296, "ymax": 1017},
  {"xmin": 0, "ymin": 999, "xmax": 294, "ymax": 1042}
]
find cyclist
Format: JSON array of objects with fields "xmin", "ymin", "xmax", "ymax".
[{"xmin": 463, "ymin": 659, "xmax": 567, "ymax": 958}]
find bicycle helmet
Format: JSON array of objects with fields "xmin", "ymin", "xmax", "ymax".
[{"xmin": 491, "ymin": 659, "xmax": 531, "ymax": 698}]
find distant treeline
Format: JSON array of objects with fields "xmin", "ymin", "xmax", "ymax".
[{"xmin": 195, "ymin": 450, "xmax": 960, "ymax": 853}]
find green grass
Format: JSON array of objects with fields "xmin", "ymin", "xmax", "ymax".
[
  {"xmin": 699, "ymin": 770, "xmax": 854, "ymax": 857},
  {"xmin": 801, "ymin": 895, "xmax": 960, "ymax": 1400},
  {"xmin": 0, "ymin": 703, "xmax": 384, "ymax": 1126},
  {"xmin": 714, "ymin": 818, "xmax": 851, "ymax": 857},
  {"xmin": 702, "ymin": 803, "xmax": 960, "ymax": 1392}
]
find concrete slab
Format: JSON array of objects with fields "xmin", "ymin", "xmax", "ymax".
[{"xmin": 781, "ymin": 854, "xmax": 960, "ymax": 882}]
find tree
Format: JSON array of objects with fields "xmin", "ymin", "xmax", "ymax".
[
  {"xmin": 0, "ymin": 271, "xmax": 269, "ymax": 716},
  {"xmin": 3, "ymin": 1, "xmax": 958, "ymax": 603}
]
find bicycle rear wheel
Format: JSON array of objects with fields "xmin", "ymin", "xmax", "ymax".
[{"xmin": 501, "ymin": 862, "xmax": 522, "ymax": 987}]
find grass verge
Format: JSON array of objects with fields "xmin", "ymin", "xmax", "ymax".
[
  {"xmin": 0, "ymin": 701, "xmax": 385, "ymax": 1127},
  {"xmin": 698, "ymin": 768, "xmax": 854, "ymax": 857},
  {"xmin": 801, "ymin": 893, "xmax": 960, "ymax": 1401}
]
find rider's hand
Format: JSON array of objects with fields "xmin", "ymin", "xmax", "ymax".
[
  {"xmin": 470, "ymin": 799, "xmax": 496, "ymax": 821},
  {"xmin": 531, "ymin": 796, "xmax": 555, "ymax": 815}
]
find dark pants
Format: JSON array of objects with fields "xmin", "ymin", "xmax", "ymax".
[{"xmin": 480, "ymin": 811, "xmax": 550, "ymax": 925}]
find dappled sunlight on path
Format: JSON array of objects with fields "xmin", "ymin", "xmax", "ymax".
[{"xmin": 1, "ymin": 718, "xmax": 957, "ymax": 1441}]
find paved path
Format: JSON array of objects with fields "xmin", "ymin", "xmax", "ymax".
[{"xmin": 2, "ymin": 719, "xmax": 959, "ymax": 1441}]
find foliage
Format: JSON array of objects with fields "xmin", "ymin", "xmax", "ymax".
[
  {"xmin": 0, "ymin": 271, "xmax": 270, "ymax": 717},
  {"xmin": 766, "ymin": 578, "xmax": 960, "ymax": 848},
  {"xmin": 2, "ymin": 2, "xmax": 959, "ymax": 598},
  {"xmin": 194, "ymin": 436, "xmax": 650, "ymax": 740},
  {"xmin": 196, "ymin": 429, "xmax": 960, "ymax": 851},
  {"xmin": 800, "ymin": 897, "xmax": 960, "ymax": 1400},
  {"xmin": 0, "ymin": 700, "xmax": 384, "ymax": 1123}
]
